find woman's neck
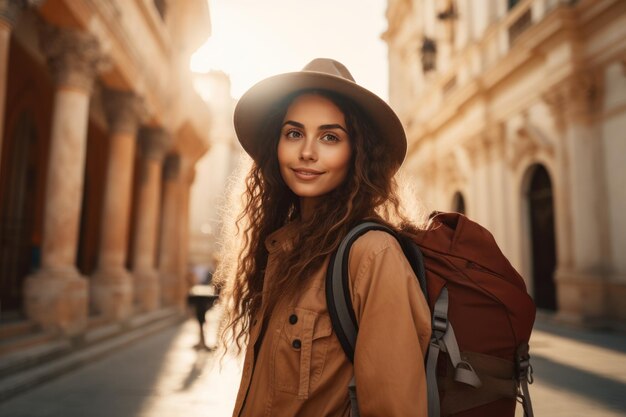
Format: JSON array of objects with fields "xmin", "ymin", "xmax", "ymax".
[{"xmin": 299, "ymin": 197, "xmax": 321, "ymax": 221}]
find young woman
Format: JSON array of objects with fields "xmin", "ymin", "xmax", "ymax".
[{"xmin": 223, "ymin": 58, "xmax": 431, "ymax": 417}]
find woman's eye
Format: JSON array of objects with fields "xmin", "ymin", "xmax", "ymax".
[
  {"xmin": 321, "ymin": 133, "xmax": 340, "ymax": 143},
  {"xmin": 285, "ymin": 130, "xmax": 302, "ymax": 139}
]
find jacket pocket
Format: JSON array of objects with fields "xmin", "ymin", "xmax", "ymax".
[{"xmin": 272, "ymin": 307, "xmax": 332, "ymax": 398}]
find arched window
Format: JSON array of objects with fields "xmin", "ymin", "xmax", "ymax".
[{"xmin": 526, "ymin": 164, "xmax": 557, "ymax": 310}]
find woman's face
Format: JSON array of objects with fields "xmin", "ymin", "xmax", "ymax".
[{"xmin": 277, "ymin": 93, "xmax": 352, "ymax": 211}]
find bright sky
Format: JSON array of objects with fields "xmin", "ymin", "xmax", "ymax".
[{"xmin": 190, "ymin": 0, "xmax": 390, "ymax": 101}]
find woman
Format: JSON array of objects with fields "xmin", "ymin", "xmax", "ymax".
[{"xmin": 223, "ymin": 58, "xmax": 431, "ymax": 417}]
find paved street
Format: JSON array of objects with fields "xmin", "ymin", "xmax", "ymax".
[
  {"xmin": 0, "ymin": 305, "xmax": 241, "ymax": 417},
  {"xmin": 1, "ymin": 308, "xmax": 625, "ymax": 417},
  {"xmin": 515, "ymin": 318, "xmax": 626, "ymax": 417}
]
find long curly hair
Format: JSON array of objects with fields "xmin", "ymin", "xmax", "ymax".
[{"xmin": 221, "ymin": 89, "xmax": 420, "ymax": 353}]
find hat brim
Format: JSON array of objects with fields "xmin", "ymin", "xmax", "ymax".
[{"xmin": 233, "ymin": 71, "xmax": 406, "ymax": 172}]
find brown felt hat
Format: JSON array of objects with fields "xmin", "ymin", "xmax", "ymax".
[{"xmin": 233, "ymin": 58, "xmax": 407, "ymax": 173}]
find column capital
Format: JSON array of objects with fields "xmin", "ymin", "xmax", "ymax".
[
  {"xmin": 39, "ymin": 25, "xmax": 108, "ymax": 92},
  {"xmin": 103, "ymin": 89, "xmax": 147, "ymax": 134},
  {"xmin": 139, "ymin": 127, "xmax": 170, "ymax": 161},
  {"xmin": 482, "ymin": 122, "xmax": 506, "ymax": 161},
  {"xmin": 542, "ymin": 71, "xmax": 603, "ymax": 130},
  {"xmin": 462, "ymin": 134, "xmax": 487, "ymax": 168},
  {"xmin": 163, "ymin": 154, "xmax": 180, "ymax": 181},
  {"xmin": 0, "ymin": 0, "xmax": 27, "ymax": 28}
]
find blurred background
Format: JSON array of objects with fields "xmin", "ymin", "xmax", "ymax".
[{"xmin": 0, "ymin": 0, "xmax": 625, "ymax": 416}]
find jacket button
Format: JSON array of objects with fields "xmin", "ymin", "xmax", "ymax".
[
  {"xmin": 289, "ymin": 314, "xmax": 298, "ymax": 324},
  {"xmin": 292, "ymin": 339, "xmax": 302, "ymax": 349}
]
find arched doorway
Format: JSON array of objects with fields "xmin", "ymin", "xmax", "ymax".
[
  {"xmin": 452, "ymin": 191, "xmax": 466, "ymax": 215},
  {"xmin": 526, "ymin": 164, "xmax": 557, "ymax": 310},
  {"xmin": 0, "ymin": 112, "xmax": 39, "ymax": 311}
]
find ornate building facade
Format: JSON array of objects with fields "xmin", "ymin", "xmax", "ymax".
[
  {"xmin": 0, "ymin": 0, "xmax": 214, "ymax": 339},
  {"xmin": 384, "ymin": 0, "xmax": 626, "ymax": 327}
]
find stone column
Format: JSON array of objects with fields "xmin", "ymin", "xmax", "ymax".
[
  {"xmin": 132, "ymin": 127, "xmax": 169, "ymax": 312},
  {"xmin": 24, "ymin": 26, "xmax": 105, "ymax": 335},
  {"xmin": 485, "ymin": 124, "xmax": 510, "ymax": 253},
  {"xmin": 464, "ymin": 135, "xmax": 491, "ymax": 227},
  {"xmin": 0, "ymin": 0, "xmax": 26, "ymax": 172},
  {"xmin": 177, "ymin": 160, "xmax": 195, "ymax": 295},
  {"xmin": 91, "ymin": 90, "xmax": 145, "ymax": 320},
  {"xmin": 159, "ymin": 154, "xmax": 182, "ymax": 308},
  {"xmin": 545, "ymin": 73, "xmax": 610, "ymax": 324}
]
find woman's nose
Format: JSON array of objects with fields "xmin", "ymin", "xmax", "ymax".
[{"xmin": 299, "ymin": 138, "xmax": 317, "ymax": 161}]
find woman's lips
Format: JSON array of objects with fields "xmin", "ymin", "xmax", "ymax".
[{"xmin": 291, "ymin": 168, "xmax": 324, "ymax": 180}]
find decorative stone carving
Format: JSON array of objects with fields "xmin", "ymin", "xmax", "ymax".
[
  {"xmin": 439, "ymin": 152, "xmax": 465, "ymax": 187},
  {"xmin": 0, "ymin": 0, "xmax": 26, "ymax": 28},
  {"xmin": 462, "ymin": 124, "xmax": 504, "ymax": 168},
  {"xmin": 542, "ymin": 71, "xmax": 603, "ymax": 130},
  {"xmin": 462, "ymin": 135, "xmax": 483, "ymax": 169},
  {"xmin": 139, "ymin": 127, "xmax": 170, "ymax": 161},
  {"xmin": 39, "ymin": 25, "xmax": 108, "ymax": 92},
  {"xmin": 482, "ymin": 123, "xmax": 506, "ymax": 162},
  {"xmin": 508, "ymin": 118, "xmax": 555, "ymax": 170},
  {"xmin": 102, "ymin": 89, "xmax": 147, "ymax": 134}
]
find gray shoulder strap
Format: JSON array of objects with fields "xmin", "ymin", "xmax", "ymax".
[{"xmin": 329, "ymin": 221, "xmax": 394, "ymax": 356}]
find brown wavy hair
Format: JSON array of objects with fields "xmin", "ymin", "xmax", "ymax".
[{"xmin": 222, "ymin": 89, "xmax": 419, "ymax": 353}]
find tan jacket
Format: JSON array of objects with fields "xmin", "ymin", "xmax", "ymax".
[{"xmin": 233, "ymin": 222, "xmax": 431, "ymax": 417}]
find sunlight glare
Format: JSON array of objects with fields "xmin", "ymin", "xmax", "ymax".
[{"xmin": 190, "ymin": 0, "xmax": 389, "ymax": 100}]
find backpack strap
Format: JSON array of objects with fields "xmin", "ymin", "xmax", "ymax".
[
  {"xmin": 326, "ymin": 222, "xmax": 396, "ymax": 362},
  {"xmin": 516, "ymin": 343, "xmax": 535, "ymax": 417},
  {"xmin": 427, "ymin": 287, "xmax": 482, "ymax": 417},
  {"xmin": 325, "ymin": 222, "xmax": 427, "ymax": 417}
]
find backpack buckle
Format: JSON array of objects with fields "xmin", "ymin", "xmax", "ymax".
[
  {"xmin": 515, "ymin": 343, "xmax": 534, "ymax": 384},
  {"xmin": 432, "ymin": 312, "xmax": 448, "ymax": 336}
]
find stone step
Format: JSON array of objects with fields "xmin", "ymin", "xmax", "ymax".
[
  {"xmin": 0, "ymin": 307, "xmax": 184, "ymax": 402},
  {"xmin": 0, "ymin": 330, "xmax": 58, "ymax": 357},
  {"xmin": 0, "ymin": 338, "xmax": 72, "ymax": 380},
  {"xmin": 0, "ymin": 318, "xmax": 39, "ymax": 340}
]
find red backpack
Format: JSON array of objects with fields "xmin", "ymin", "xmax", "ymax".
[{"xmin": 326, "ymin": 212, "xmax": 536, "ymax": 417}]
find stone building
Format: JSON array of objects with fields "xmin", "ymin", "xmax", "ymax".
[
  {"xmin": 0, "ymin": 0, "xmax": 214, "ymax": 341},
  {"xmin": 384, "ymin": 0, "xmax": 626, "ymax": 327}
]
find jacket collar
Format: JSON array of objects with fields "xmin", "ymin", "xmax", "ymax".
[{"xmin": 264, "ymin": 221, "xmax": 300, "ymax": 254}]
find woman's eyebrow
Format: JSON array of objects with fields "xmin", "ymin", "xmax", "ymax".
[
  {"xmin": 319, "ymin": 124, "xmax": 348, "ymax": 134},
  {"xmin": 282, "ymin": 120, "xmax": 304, "ymax": 128},
  {"xmin": 282, "ymin": 121, "xmax": 348, "ymax": 134}
]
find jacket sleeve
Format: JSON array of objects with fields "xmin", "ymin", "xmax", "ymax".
[{"xmin": 348, "ymin": 231, "xmax": 431, "ymax": 417}]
